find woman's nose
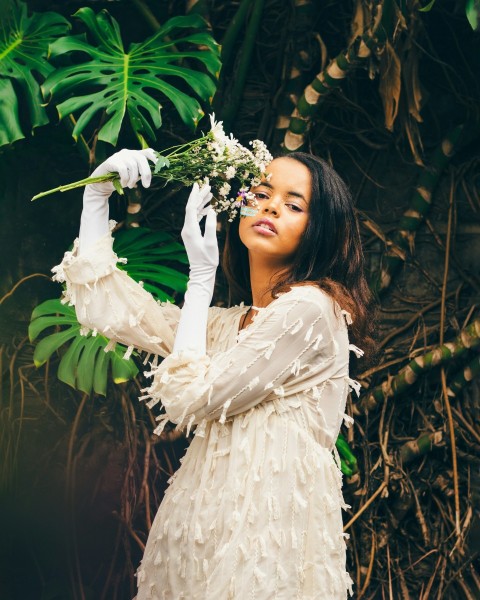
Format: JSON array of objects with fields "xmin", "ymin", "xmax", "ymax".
[{"xmin": 262, "ymin": 196, "xmax": 280, "ymax": 215}]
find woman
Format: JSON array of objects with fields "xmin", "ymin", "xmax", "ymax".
[{"xmin": 53, "ymin": 148, "xmax": 373, "ymax": 599}]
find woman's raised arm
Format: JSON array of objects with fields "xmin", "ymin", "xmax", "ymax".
[{"xmin": 51, "ymin": 149, "xmax": 180, "ymax": 359}]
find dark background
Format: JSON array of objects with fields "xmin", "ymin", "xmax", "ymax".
[{"xmin": 1, "ymin": 1, "xmax": 479, "ymax": 598}]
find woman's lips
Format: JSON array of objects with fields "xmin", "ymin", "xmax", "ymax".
[{"xmin": 252, "ymin": 218, "xmax": 277, "ymax": 235}]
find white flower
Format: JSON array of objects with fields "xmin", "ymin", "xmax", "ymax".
[
  {"xmin": 225, "ymin": 166, "xmax": 236, "ymax": 179},
  {"xmin": 219, "ymin": 182, "xmax": 231, "ymax": 197},
  {"xmin": 225, "ymin": 133, "xmax": 239, "ymax": 153},
  {"xmin": 209, "ymin": 113, "xmax": 226, "ymax": 143},
  {"xmin": 210, "ymin": 142, "xmax": 223, "ymax": 155}
]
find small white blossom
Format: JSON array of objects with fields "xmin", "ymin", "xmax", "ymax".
[
  {"xmin": 151, "ymin": 114, "xmax": 271, "ymax": 221},
  {"xmin": 209, "ymin": 113, "xmax": 226, "ymax": 143},
  {"xmin": 219, "ymin": 182, "xmax": 231, "ymax": 197},
  {"xmin": 225, "ymin": 166, "xmax": 236, "ymax": 179}
]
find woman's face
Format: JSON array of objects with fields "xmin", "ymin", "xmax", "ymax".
[{"xmin": 238, "ymin": 157, "xmax": 312, "ymax": 267}]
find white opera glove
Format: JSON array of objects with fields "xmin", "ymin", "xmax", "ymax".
[
  {"xmin": 173, "ymin": 183, "xmax": 219, "ymax": 355},
  {"xmin": 78, "ymin": 148, "xmax": 157, "ymax": 255}
]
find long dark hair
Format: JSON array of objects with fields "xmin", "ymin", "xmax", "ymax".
[{"xmin": 222, "ymin": 152, "xmax": 376, "ymax": 365}]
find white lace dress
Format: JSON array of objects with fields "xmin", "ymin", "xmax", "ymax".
[{"xmin": 53, "ymin": 228, "xmax": 360, "ymax": 600}]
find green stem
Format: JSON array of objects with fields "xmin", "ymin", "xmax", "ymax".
[
  {"xmin": 63, "ymin": 116, "xmax": 91, "ymax": 165},
  {"xmin": 355, "ymin": 317, "xmax": 480, "ymax": 415},
  {"xmin": 186, "ymin": 0, "xmax": 211, "ymax": 25},
  {"xmin": 221, "ymin": 0, "xmax": 266, "ymax": 131},
  {"xmin": 130, "ymin": 0, "xmax": 161, "ymax": 32},
  {"xmin": 370, "ymin": 124, "xmax": 466, "ymax": 295},
  {"xmin": 30, "ymin": 136, "xmax": 208, "ymax": 201},
  {"xmin": 220, "ymin": 0, "xmax": 254, "ymax": 66},
  {"xmin": 272, "ymin": 0, "xmax": 315, "ymax": 151},
  {"xmin": 399, "ymin": 431, "xmax": 442, "ymax": 464},
  {"xmin": 164, "ymin": 135, "xmax": 209, "ymax": 156},
  {"xmin": 283, "ymin": 2, "xmax": 384, "ymax": 152},
  {"xmin": 31, "ymin": 174, "xmax": 119, "ymax": 201},
  {"xmin": 447, "ymin": 353, "xmax": 480, "ymax": 397}
]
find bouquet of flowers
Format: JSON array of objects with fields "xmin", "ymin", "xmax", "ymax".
[{"xmin": 32, "ymin": 115, "xmax": 273, "ymax": 221}]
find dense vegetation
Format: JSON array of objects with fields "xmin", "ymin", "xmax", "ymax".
[{"xmin": 1, "ymin": 0, "xmax": 479, "ymax": 598}]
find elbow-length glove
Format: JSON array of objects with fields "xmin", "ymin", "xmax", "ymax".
[
  {"xmin": 78, "ymin": 148, "xmax": 157, "ymax": 255},
  {"xmin": 173, "ymin": 183, "xmax": 218, "ymax": 355}
]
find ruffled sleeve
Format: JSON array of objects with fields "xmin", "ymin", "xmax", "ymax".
[
  {"xmin": 51, "ymin": 223, "xmax": 180, "ymax": 358},
  {"xmin": 143, "ymin": 286, "xmax": 349, "ymax": 436}
]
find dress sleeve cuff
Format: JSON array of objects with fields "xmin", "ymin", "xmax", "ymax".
[
  {"xmin": 141, "ymin": 350, "xmax": 212, "ymax": 432},
  {"xmin": 52, "ymin": 221, "xmax": 119, "ymax": 286}
]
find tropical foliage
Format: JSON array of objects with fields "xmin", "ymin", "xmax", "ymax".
[
  {"xmin": 1, "ymin": 0, "xmax": 479, "ymax": 599},
  {"xmin": 29, "ymin": 298, "xmax": 139, "ymax": 396},
  {"xmin": 0, "ymin": 1, "xmax": 220, "ymax": 148},
  {"xmin": 28, "ymin": 227, "xmax": 188, "ymax": 395},
  {"xmin": 0, "ymin": 0, "xmax": 69, "ymax": 145},
  {"xmin": 43, "ymin": 9, "xmax": 221, "ymax": 145}
]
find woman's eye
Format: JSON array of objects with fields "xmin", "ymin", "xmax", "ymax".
[
  {"xmin": 253, "ymin": 192, "xmax": 269, "ymax": 200},
  {"xmin": 287, "ymin": 203, "xmax": 302, "ymax": 212}
]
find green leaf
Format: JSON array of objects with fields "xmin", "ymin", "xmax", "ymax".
[
  {"xmin": 126, "ymin": 266, "xmax": 188, "ymax": 292},
  {"xmin": 29, "ymin": 227, "xmax": 187, "ymax": 394},
  {"xmin": 0, "ymin": 0, "xmax": 70, "ymax": 146},
  {"xmin": 466, "ymin": 0, "xmax": 479, "ymax": 31},
  {"xmin": 113, "ymin": 227, "xmax": 188, "ymax": 299},
  {"xmin": 28, "ymin": 314, "xmax": 78, "ymax": 342},
  {"xmin": 76, "ymin": 336, "xmax": 102, "ymax": 394},
  {"xmin": 29, "ymin": 298, "xmax": 137, "ymax": 395},
  {"xmin": 419, "ymin": 0, "xmax": 436, "ymax": 12},
  {"xmin": 140, "ymin": 282, "xmax": 176, "ymax": 303},
  {"xmin": 34, "ymin": 328, "xmax": 78, "ymax": 367},
  {"xmin": 114, "ymin": 229, "xmax": 172, "ymax": 253},
  {"xmin": 111, "ymin": 350, "xmax": 138, "ymax": 383},
  {"xmin": 0, "ymin": 78, "xmax": 23, "ymax": 145},
  {"xmin": 30, "ymin": 298, "xmax": 76, "ymax": 321},
  {"xmin": 57, "ymin": 335, "xmax": 86, "ymax": 388},
  {"xmin": 154, "ymin": 155, "xmax": 171, "ymax": 173},
  {"xmin": 336, "ymin": 433, "xmax": 358, "ymax": 476},
  {"xmin": 42, "ymin": 8, "xmax": 221, "ymax": 145},
  {"xmin": 93, "ymin": 346, "xmax": 109, "ymax": 397}
]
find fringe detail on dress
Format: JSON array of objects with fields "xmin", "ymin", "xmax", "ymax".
[
  {"xmin": 348, "ymin": 343, "xmax": 364, "ymax": 358},
  {"xmin": 346, "ymin": 376, "xmax": 362, "ymax": 397}
]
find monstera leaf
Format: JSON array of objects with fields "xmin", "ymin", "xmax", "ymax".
[
  {"xmin": 29, "ymin": 299, "xmax": 138, "ymax": 396},
  {"xmin": 114, "ymin": 227, "xmax": 188, "ymax": 302},
  {"xmin": 0, "ymin": 0, "xmax": 70, "ymax": 146},
  {"xmin": 29, "ymin": 228, "xmax": 188, "ymax": 395},
  {"xmin": 42, "ymin": 8, "xmax": 222, "ymax": 145}
]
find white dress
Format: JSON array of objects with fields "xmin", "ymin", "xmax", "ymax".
[{"xmin": 53, "ymin": 227, "xmax": 359, "ymax": 600}]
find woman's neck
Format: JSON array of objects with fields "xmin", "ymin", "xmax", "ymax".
[{"xmin": 248, "ymin": 254, "xmax": 289, "ymax": 308}]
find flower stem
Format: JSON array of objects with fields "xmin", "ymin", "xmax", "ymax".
[{"xmin": 31, "ymin": 174, "xmax": 119, "ymax": 201}]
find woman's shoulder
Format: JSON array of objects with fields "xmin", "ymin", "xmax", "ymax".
[
  {"xmin": 208, "ymin": 286, "xmax": 346, "ymax": 326},
  {"xmin": 276, "ymin": 284, "xmax": 348, "ymax": 328},
  {"xmin": 209, "ymin": 303, "xmax": 248, "ymax": 314},
  {"xmin": 278, "ymin": 283, "xmax": 335, "ymax": 307},
  {"xmin": 208, "ymin": 304, "xmax": 248, "ymax": 326}
]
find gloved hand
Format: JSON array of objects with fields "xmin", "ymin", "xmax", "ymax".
[
  {"xmin": 79, "ymin": 148, "xmax": 157, "ymax": 255},
  {"xmin": 173, "ymin": 183, "xmax": 219, "ymax": 354}
]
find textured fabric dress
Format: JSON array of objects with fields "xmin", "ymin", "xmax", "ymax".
[{"xmin": 53, "ymin": 226, "xmax": 360, "ymax": 600}]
